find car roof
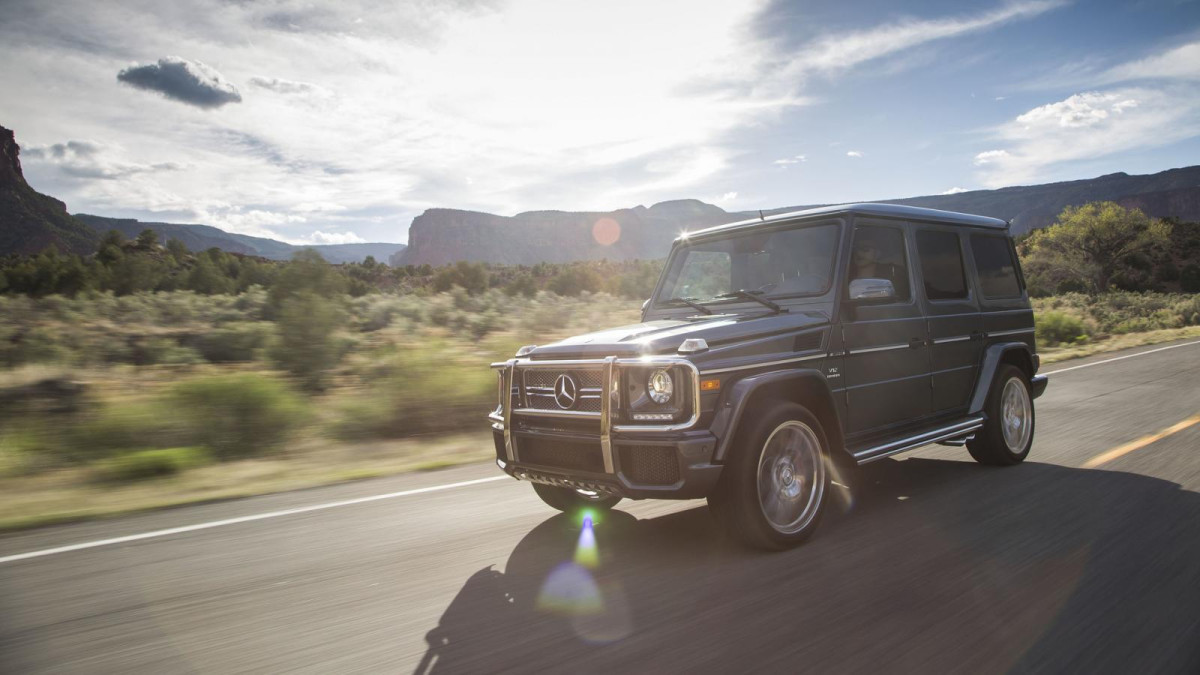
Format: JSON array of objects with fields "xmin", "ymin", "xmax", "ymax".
[{"xmin": 681, "ymin": 202, "xmax": 1009, "ymax": 240}]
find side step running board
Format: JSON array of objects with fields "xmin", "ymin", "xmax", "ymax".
[{"xmin": 852, "ymin": 417, "xmax": 984, "ymax": 465}]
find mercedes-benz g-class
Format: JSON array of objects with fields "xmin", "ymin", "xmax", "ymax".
[{"xmin": 489, "ymin": 203, "xmax": 1047, "ymax": 549}]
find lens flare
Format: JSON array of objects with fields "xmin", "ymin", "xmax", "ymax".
[
  {"xmin": 592, "ymin": 217, "xmax": 621, "ymax": 246},
  {"xmin": 536, "ymin": 562, "xmax": 603, "ymax": 615},
  {"xmin": 575, "ymin": 517, "xmax": 599, "ymax": 568}
]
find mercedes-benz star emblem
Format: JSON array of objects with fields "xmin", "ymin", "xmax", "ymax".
[{"xmin": 553, "ymin": 374, "xmax": 578, "ymax": 410}]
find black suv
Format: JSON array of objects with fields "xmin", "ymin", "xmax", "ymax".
[{"xmin": 489, "ymin": 203, "xmax": 1047, "ymax": 549}]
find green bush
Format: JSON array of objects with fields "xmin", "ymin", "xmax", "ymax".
[
  {"xmin": 1035, "ymin": 311, "xmax": 1087, "ymax": 347},
  {"xmin": 170, "ymin": 374, "xmax": 304, "ymax": 459},
  {"xmin": 271, "ymin": 293, "xmax": 342, "ymax": 390},
  {"xmin": 197, "ymin": 322, "xmax": 273, "ymax": 362},
  {"xmin": 141, "ymin": 337, "xmax": 203, "ymax": 365},
  {"xmin": 335, "ymin": 341, "xmax": 493, "ymax": 439},
  {"xmin": 74, "ymin": 402, "xmax": 174, "ymax": 458},
  {"xmin": 93, "ymin": 447, "xmax": 210, "ymax": 482},
  {"xmin": 0, "ymin": 425, "xmax": 59, "ymax": 476}
]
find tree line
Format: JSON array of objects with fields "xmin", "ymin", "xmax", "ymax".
[
  {"xmin": 2, "ymin": 203, "xmax": 1196, "ymax": 301},
  {"xmin": 0, "ymin": 228, "xmax": 665, "ymax": 300}
]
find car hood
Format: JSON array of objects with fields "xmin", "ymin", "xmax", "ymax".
[{"xmin": 527, "ymin": 310, "xmax": 830, "ymax": 360}]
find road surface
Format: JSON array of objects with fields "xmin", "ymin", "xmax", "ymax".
[{"xmin": 3, "ymin": 340, "xmax": 1200, "ymax": 673}]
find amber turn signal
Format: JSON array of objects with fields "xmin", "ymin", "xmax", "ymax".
[{"xmin": 700, "ymin": 378, "xmax": 721, "ymax": 392}]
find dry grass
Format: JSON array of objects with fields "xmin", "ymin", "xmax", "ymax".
[
  {"xmin": 1039, "ymin": 325, "xmax": 1200, "ymax": 364},
  {"xmin": 0, "ymin": 431, "xmax": 494, "ymax": 531}
]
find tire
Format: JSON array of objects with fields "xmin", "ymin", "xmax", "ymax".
[
  {"xmin": 531, "ymin": 483, "xmax": 621, "ymax": 512},
  {"xmin": 968, "ymin": 364, "xmax": 1035, "ymax": 466},
  {"xmin": 708, "ymin": 402, "xmax": 830, "ymax": 550}
]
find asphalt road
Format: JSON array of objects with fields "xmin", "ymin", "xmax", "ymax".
[{"xmin": 3, "ymin": 340, "xmax": 1200, "ymax": 674}]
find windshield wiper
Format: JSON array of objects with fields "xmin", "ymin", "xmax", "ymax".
[
  {"xmin": 663, "ymin": 297, "xmax": 714, "ymax": 315},
  {"xmin": 717, "ymin": 289, "xmax": 785, "ymax": 314}
]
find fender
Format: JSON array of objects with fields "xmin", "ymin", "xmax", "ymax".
[
  {"xmin": 709, "ymin": 369, "xmax": 845, "ymax": 462},
  {"xmin": 969, "ymin": 342, "xmax": 1047, "ymax": 414}
]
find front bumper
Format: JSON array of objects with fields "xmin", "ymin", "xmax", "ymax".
[
  {"xmin": 490, "ymin": 356, "xmax": 723, "ymax": 500},
  {"xmin": 492, "ymin": 428, "xmax": 722, "ymax": 499}
]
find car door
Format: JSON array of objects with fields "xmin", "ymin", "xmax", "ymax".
[
  {"xmin": 913, "ymin": 225, "xmax": 982, "ymax": 416},
  {"xmin": 839, "ymin": 219, "xmax": 932, "ymax": 436}
]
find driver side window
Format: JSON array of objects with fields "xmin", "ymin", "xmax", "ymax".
[{"xmin": 850, "ymin": 224, "xmax": 911, "ymax": 302}]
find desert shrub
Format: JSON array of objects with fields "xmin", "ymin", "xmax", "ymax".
[
  {"xmin": 92, "ymin": 447, "xmax": 211, "ymax": 482},
  {"xmin": 197, "ymin": 322, "xmax": 273, "ymax": 362},
  {"xmin": 335, "ymin": 341, "xmax": 493, "ymax": 439},
  {"xmin": 0, "ymin": 424, "xmax": 61, "ymax": 476},
  {"xmin": 141, "ymin": 337, "xmax": 203, "ymax": 365},
  {"xmin": 170, "ymin": 374, "xmax": 304, "ymax": 459},
  {"xmin": 1035, "ymin": 311, "xmax": 1087, "ymax": 346},
  {"xmin": 271, "ymin": 293, "xmax": 343, "ymax": 390},
  {"xmin": 73, "ymin": 402, "xmax": 175, "ymax": 458},
  {"xmin": 1, "ymin": 326, "xmax": 70, "ymax": 366}
]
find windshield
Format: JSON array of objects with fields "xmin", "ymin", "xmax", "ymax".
[{"xmin": 656, "ymin": 222, "xmax": 840, "ymax": 305}]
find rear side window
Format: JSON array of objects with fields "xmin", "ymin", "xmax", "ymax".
[
  {"xmin": 916, "ymin": 230, "xmax": 968, "ymax": 300},
  {"xmin": 970, "ymin": 234, "xmax": 1022, "ymax": 298},
  {"xmin": 850, "ymin": 224, "xmax": 910, "ymax": 302}
]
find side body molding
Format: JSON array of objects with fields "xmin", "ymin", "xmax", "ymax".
[
  {"xmin": 709, "ymin": 369, "xmax": 845, "ymax": 462},
  {"xmin": 969, "ymin": 342, "xmax": 1044, "ymax": 415}
]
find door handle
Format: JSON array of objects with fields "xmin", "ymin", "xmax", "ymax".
[{"xmin": 909, "ymin": 337, "xmax": 925, "ymax": 349}]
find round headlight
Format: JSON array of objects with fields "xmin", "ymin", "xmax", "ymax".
[{"xmin": 647, "ymin": 369, "xmax": 674, "ymax": 404}]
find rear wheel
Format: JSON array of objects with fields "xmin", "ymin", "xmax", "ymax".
[
  {"xmin": 968, "ymin": 364, "xmax": 1034, "ymax": 465},
  {"xmin": 709, "ymin": 402, "xmax": 830, "ymax": 550},
  {"xmin": 531, "ymin": 483, "xmax": 621, "ymax": 512}
]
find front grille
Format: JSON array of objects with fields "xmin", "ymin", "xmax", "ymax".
[
  {"xmin": 516, "ymin": 436, "xmax": 606, "ymax": 473},
  {"xmin": 620, "ymin": 446, "xmax": 680, "ymax": 485},
  {"xmin": 521, "ymin": 369, "xmax": 604, "ymax": 413}
]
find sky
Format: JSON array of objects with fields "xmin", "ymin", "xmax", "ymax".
[{"xmin": 2, "ymin": 0, "xmax": 1198, "ymax": 245}]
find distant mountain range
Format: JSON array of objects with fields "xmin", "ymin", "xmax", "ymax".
[
  {"xmin": 397, "ymin": 166, "xmax": 1200, "ymax": 266},
  {"xmin": 72, "ymin": 214, "xmax": 404, "ymax": 265},
  {"xmin": 5, "ymin": 122, "xmax": 1200, "ymax": 267},
  {"xmin": 0, "ymin": 124, "xmax": 403, "ymax": 264},
  {"xmin": 397, "ymin": 200, "xmax": 732, "ymax": 267}
]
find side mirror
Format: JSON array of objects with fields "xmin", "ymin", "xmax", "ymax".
[{"xmin": 849, "ymin": 278, "xmax": 896, "ymax": 302}]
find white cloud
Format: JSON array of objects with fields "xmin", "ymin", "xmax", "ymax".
[
  {"xmin": 941, "ymin": 187, "xmax": 970, "ymax": 194},
  {"xmin": 714, "ymin": 191, "xmax": 738, "ymax": 204},
  {"xmin": 776, "ymin": 1, "xmax": 1064, "ymax": 79},
  {"xmin": 973, "ymin": 149, "xmax": 1010, "ymax": 165},
  {"xmin": 25, "ymin": 140, "xmax": 184, "ymax": 179},
  {"xmin": 1100, "ymin": 41, "xmax": 1200, "ymax": 83},
  {"xmin": 248, "ymin": 76, "xmax": 332, "ymax": 97},
  {"xmin": 306, "ymin": 230, "xmax": 366, "ymax": 244},
  {"xmin": 1015, "ymin": 92, "xmax": 1138, "ymax": 128},
  {"xmin": 846, "ymin": 150, "xmax": 863, "ymax": 158},
  {"xmin": 772, "ymin": 154, "xmax": 807, "ymax": 167},
  {"xmin": 0, "ymin": 0, "xmax": 1066, "ymax": 242},
  {"xmin": 974, "ymin": 87, "xmax": 1200, "ymax": 186}
]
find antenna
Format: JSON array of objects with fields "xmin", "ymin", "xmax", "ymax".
[{"xmin": 758, "ymin": 210, "xmax": 765, "ymax": 221}]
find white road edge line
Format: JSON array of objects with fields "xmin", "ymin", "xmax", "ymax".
[
  {"xmin": 0, "ymin": 475, "xmax": 508, "ymax": 565},
  {"xmin": 5, "ymin": 338, "xmax": 1199, "ymax": 566},
  {"xmin": 1042, "ymin": 339, "xmax": 1200, "ymax": 376}
]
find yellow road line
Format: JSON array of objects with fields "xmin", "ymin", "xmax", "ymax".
[{"xmin": 1082, "ymin": 413, "xmax": 1200, "ymax": 468}]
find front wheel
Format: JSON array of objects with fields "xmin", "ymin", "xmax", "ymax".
[
  {"xmin": 968, "ymin": 364, "xmax": 1035, "ymax": 465},
  {"xmin": 708, "ymin": 402, "xmax": 830, "ymax": 550},
  {"xmin": 531, "ymin": 483, "xmax": 620, "ymax": 512}
]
